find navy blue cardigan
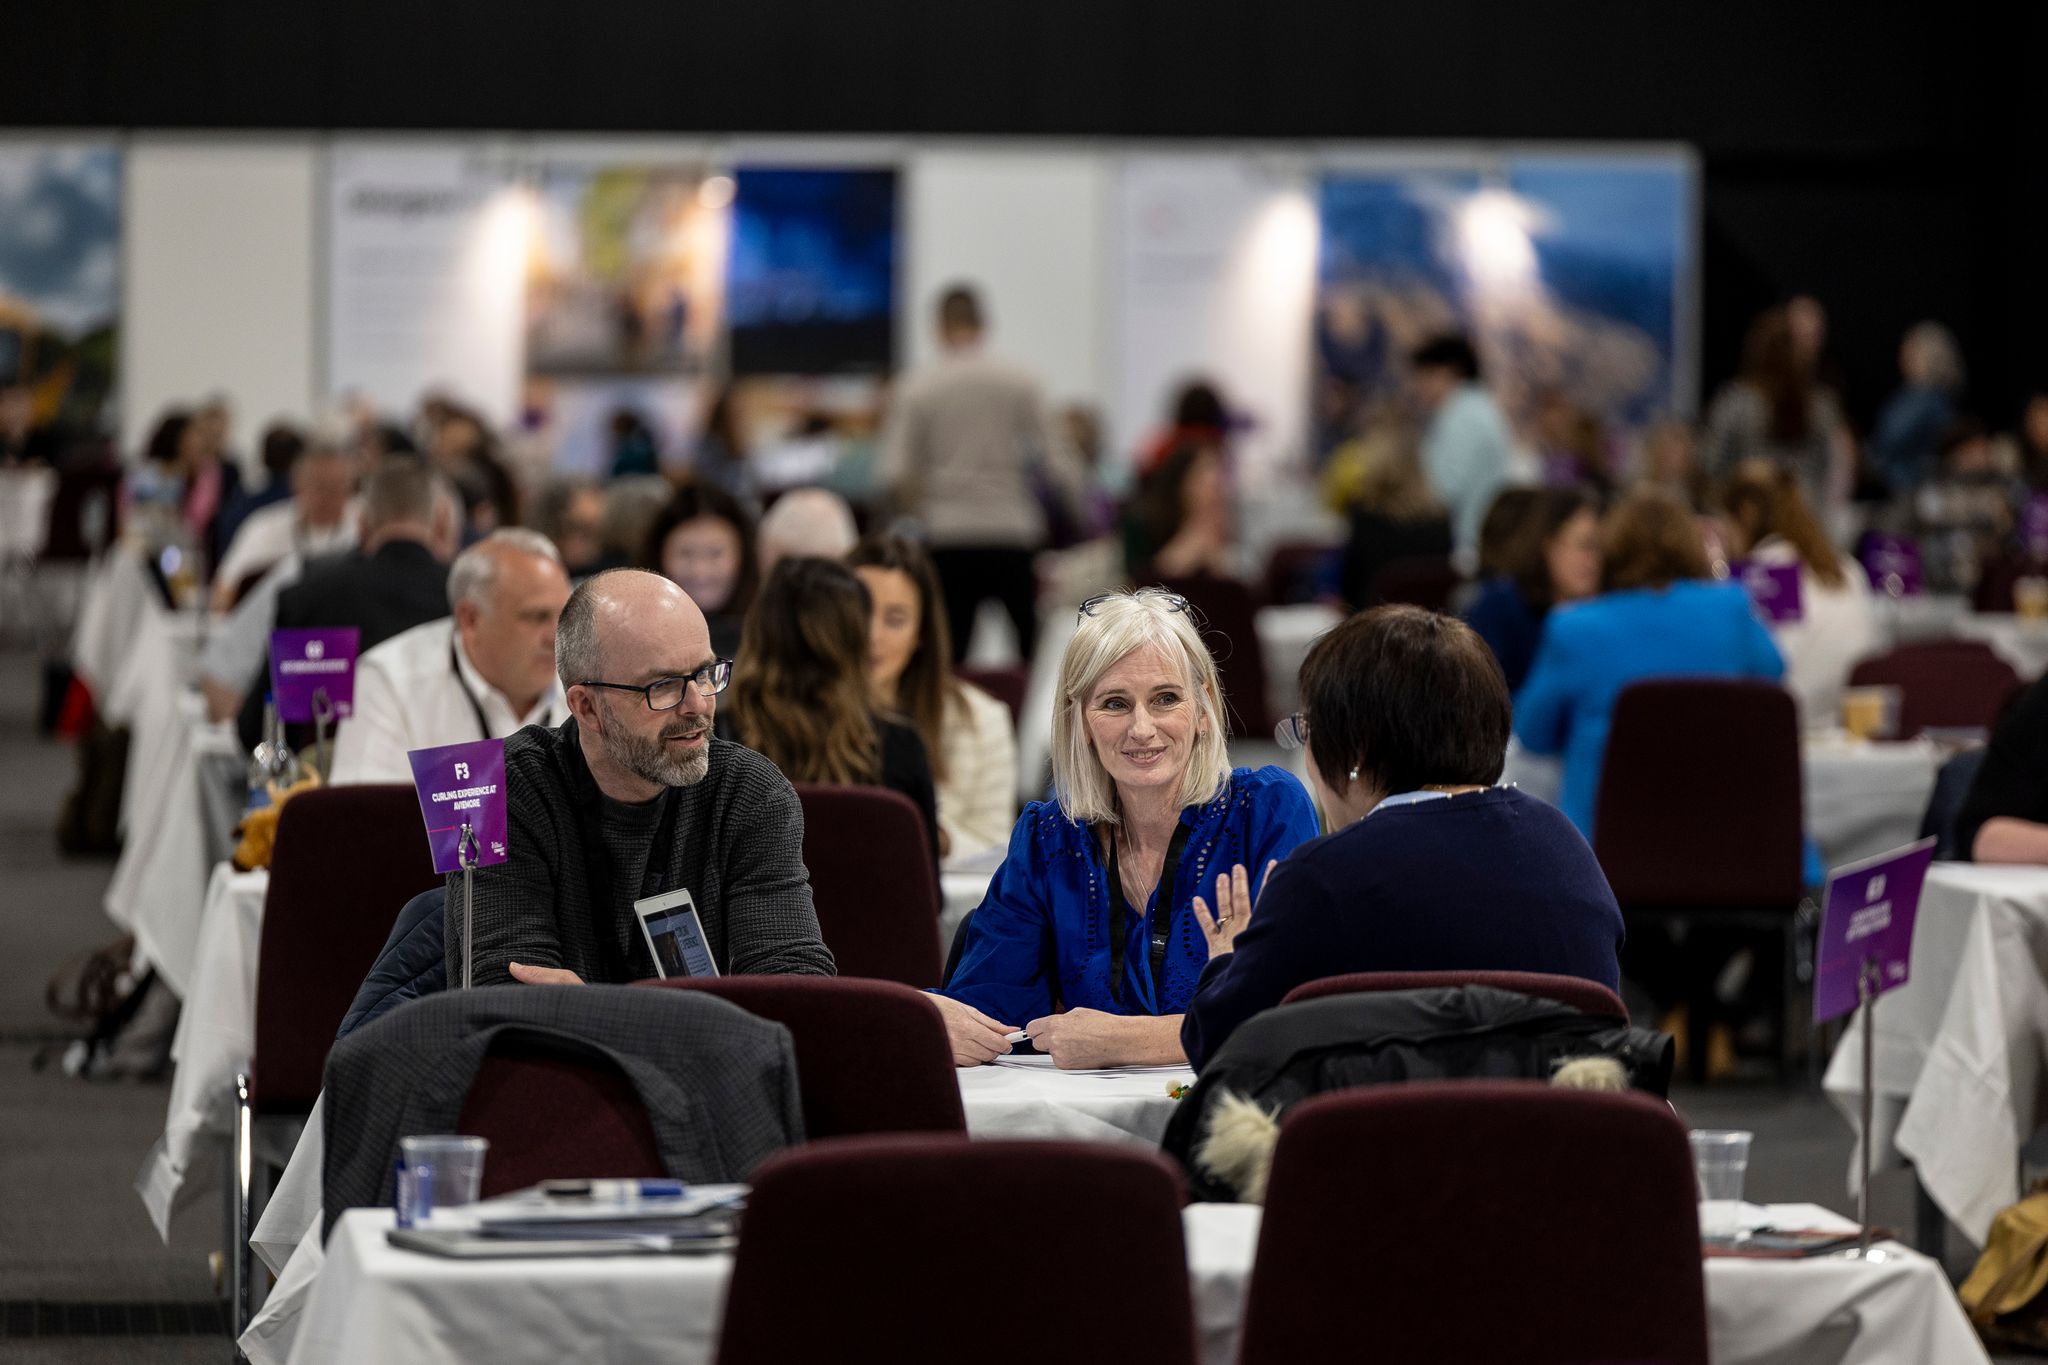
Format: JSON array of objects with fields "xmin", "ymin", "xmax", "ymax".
[{"xmin": 1180, "ymin": 786, "xmax": 1624, "ymax": 1072}]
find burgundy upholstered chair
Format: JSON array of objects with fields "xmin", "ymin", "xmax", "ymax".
[
  {"xmin": 716, "ymin": 1136, "xmax": 1196, "ymax": 1365},
  {"xmin": 1592, "ymin": 679, "xmax": 1809, "ymax": 1079},
  {"xmin": 792, "ymin": 783, "xmax": 943, "ymax": 988},
  {"xmin": 1848, "ymin": 640, "xmax": 2021, "ymax": 737},
  {"xmin": 231, "ymin": 784, "xmax": 438, "ymax": 1328},
  {"xmin": 1154, "ymin": 571, "xmax": 1272, "ymax": 736},
  {"xmin": 1241, "ymin": 1082, "xmax": 1708, "ymax": 1365},
  {"xmin": 1281, "ymin": 969, "xmax": 1628, "ymax": 1020},
  {"xmin": 956, "ymin": 663, "xmax": 1027, "ymax": 729},
  {"xmin": 636, "ymin": 976, "xmax": 965, "ymax": 1137},
  {"xmin": 457, "ymin": 1033, "xmax": 668, "ymax": 1197}
]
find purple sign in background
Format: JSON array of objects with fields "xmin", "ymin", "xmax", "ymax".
[
  {"xmin": 1859, "ymin": 535, "xmax": 1924, "ymax": 598},
  {"xmin": 269, "ymin": 627, "xmax": 359, "ymax": 723},
  {"xmin": 1813, "ymin": 837, "xmax": 1936, "ymax": 1024},
  {"xmin": 407, "ymin": 739, "xmax": 510, "ymax": 874},
  {"xmin": 2025, "ymin": 495, "xmax": 2048, "ymax": 555},
  {"xmin": 1732, "ymin": 560, "xmax": 1804, "ymax": 623}
]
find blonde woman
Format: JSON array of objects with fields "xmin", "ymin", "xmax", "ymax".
[{"xmin": 932, "ymin": 589, "xmax": 1319, "ymax": 1069}]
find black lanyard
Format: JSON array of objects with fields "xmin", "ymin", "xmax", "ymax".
[
  {"xmin": 448, "ymin": 636, "xmax": 493, "ymax": 742},
  {"xmin": 1104, "ymin": 821, "xmax": 1191, "ymax": 1010}
]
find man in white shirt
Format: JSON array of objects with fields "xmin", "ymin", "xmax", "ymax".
[
  {"xmin": 330, "ymin": 528, "xmax": 572, "ymax": 784},
  {"xmin": 209, "ymin": 444, "xmax": 361, "ymax": 611}
]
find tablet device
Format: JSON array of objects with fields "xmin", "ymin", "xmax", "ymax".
[{"xmin": 633, "ymin": 887, "xmax": 719, "ymax": 978}]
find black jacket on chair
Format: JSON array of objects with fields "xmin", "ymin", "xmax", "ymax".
[
  {"xmin": 1161, "ymin": 986, "xmax": 1673, "ymax": 1201},
  {"xmin": 321, "ymin": 983, "xmax": 804, "ymax": 1239},
  {"xmin": 236, "ymin": 539, "xmax": 450, "ymax": 750}
]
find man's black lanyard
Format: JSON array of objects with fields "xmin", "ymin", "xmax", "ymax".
[
  {"xmin": 448, "ymin": 636, "xmax": 493, "ymax": 742},
  {"xmin": 1105, "ymin": 821, "xmax": 1192, "ymax": 1010}
]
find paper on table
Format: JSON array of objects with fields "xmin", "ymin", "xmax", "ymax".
[{"xmin": 989, "ymin": 1055, "xmax": 1194, "ymax": 1076}]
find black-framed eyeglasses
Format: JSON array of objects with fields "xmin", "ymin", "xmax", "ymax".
[
  {"xmin": 579, "ymin": 659, "xmax": 733, "ymax": 711},
  {"xmin": 1078, "ymin": 588, "xmax": 1192, "ymax": 621},
  {"xmin": 1274, "ymin": 712, "xmax": 1308, "ymax": 751}
]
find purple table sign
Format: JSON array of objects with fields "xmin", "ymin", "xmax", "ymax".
[
  {"xmin": 2025, "ymin": 494, "xmax": 2048, "ymax": 556},
  {"xmin": 1813, "ymin": 837, "xmax": 1937, "ymax": 1024},
  {"xmin": 269, "ymin": 628, "xmax": 359, "ymax": 723},
  {"xmin": 1731, "ymin": 560, "xmax": 1804, "ymax": 623},
  {"xmin": 406, "ymin": 739, "xmax": 510, "ymax": 874},
  {"xmin": 1860, "ymin": 535, "xmax": 1925, "ymax": 598}
]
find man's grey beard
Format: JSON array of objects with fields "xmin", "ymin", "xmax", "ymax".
[{"xmin": 598, "ymin": 707, "xmax": 712, "ymax": 788}]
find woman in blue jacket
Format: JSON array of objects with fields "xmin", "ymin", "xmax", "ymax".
[
  {"xmin": 934, "ymin": 589, "xmax": 1319, "ymax": 1069},
  {"xmin": 1515, "ymin": 489, "xmax": 1785, "ymax": 840}
]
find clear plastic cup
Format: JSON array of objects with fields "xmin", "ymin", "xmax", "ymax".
[
  {"xmin": 1689, "ymin": 1129, "xmax": 1752, "ymax": 1203},
  {"xmin": 399, "ymin": 1135, "xmax": 490, "ymax": 1220}
]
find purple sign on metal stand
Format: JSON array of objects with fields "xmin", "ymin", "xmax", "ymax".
[
  {"xmin": 1731, "ymin": 560, "xmax": 1803, "ymax": 623},
  {"xmin": 1813, "ymin": 837, "xmax": 1936, "ymax": 1024},
  {"xmin": 406, "ymin": 739, "xmax": 510, "ymax": 875},
  {"xmin": 1859, "ymin": 534, "xmax": 1924, "ymax": 598},
  {"xmin": 269, "ymin": 627, "xmax": 359, "ymax": 723}
]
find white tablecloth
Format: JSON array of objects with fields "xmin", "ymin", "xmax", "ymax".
[
  {"xmin": 1954, "ymin": 612, "xmax": 2048, "ymax": 680},
  {"xmin": 104, "ymin": 699, "xmax": 245, "ymax": 989},
  {"xmin": 137, "ymin": 864, "xmax": 270, "ymax": 1240},
  {"xmin": 1803, "ymin": 740, "xmax": 1945, "ymax": 872},
  {"xmin": 1871, "ymin": 593, "xmax": 1970, "ymax": 650},
  {"xmin": 1825, "ymin": 862, "xmax": 2048, "ymax": 1244},
  {"xmin": 1256, "ymin": 602, "xmax": 1342, "ymax": 725},
  {"xmin": 272, "ymin": 1200, "xmax": 1981, "ymax": 1365},
  {"xmin": 243, "ymin": 1059, "xmax": 1196, "ymax": 1364}
]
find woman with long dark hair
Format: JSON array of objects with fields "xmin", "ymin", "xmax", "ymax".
[
  {"xmin": 1702, "ymin": 306, "xmax": 1845, "ymax": 504},
  {"xmin": 847, "ymin": 533, "xmax": 1017, "ymax": 865},
  {"xmin": 1719, "ymin": 459, "xmax": 1875, "ymax": 726},
  {"xmin": 726, "ymin": 557, "xmax": 938, "ymax": 861},
  {"xmin": 639, "ymin": 481, "xmax": 760, "ymax": 659},
  {"xmin": 1461, "ymin": 487, "xmax": 1601, "ymax": 692}
]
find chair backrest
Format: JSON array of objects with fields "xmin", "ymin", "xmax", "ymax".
[
  {"xmin": 1592, "ymin": 679, "xmax": 1804, "ymax": 909},
  {"xmin": 636, "ymin": 976, "xmax": 965, "ymax": 1137},
  {"xmin": 717, "ymin": 1135, "xmax": 1196, "ymax": 1365},
  {"xmin": 253, "ymin": 785, "xmax": 440, "ymax": 1114},
  {"xmin": 1280, "ymin": 970, "xmax": 1628, "ymax": 1020},
  {"xmin": 1369, "ymin": 554, "xmax": 1466, "ymax": 613},
  {"xmin": 956, "ymin": 664, "xmax": 1027, "ymax": 729},
  {"xmin": 1241, "ymin": 1082, "xmax": 1708, "ymax": 1365},
  {"xmin": 456, "ymin": 1032, "xmax": 668, "ymax": 1198},
  {"xmin": 1849, "ymin": 640, "xmax": 2021, "ymax": 737},
  {"xmin": 1261, "ymin": 539, "xmax": 1338, "ymax": 608},
  {"xmin": 792, "ymin": 783, "xmax": 943, "ymax": 987},
  {"xmin": 1154, "ymin": 571, "xmax": 1271, "ymax": 736}
]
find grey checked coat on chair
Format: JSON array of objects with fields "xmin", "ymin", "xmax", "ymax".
[{"xmin": 321, "ymin": 984, "xmax": 803, "ymax": 1238}]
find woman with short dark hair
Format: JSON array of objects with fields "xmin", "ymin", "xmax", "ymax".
[
  {"xmin": 1461, "ymin": 487, "xmax": 1601, "ymax": 691},
  {"xmin": 1178, "ymin": 605, "xmax": 1624, "ymax": 1071}
]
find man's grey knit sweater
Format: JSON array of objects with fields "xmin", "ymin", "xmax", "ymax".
[{"xmin": 444, "ymin": 717, "xmax": 835, "ymax": 986}]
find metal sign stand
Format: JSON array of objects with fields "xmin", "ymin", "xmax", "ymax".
[
  {"xmin": 311, "ymin": 688, "xmax": 335, "ymax": 779},
  {"xmin": 459, "ymin": 821, "xmax": 478, "ymax": 990},
  {"xmin": 1854, "ymin": 958, "xmax": 1881, "ymax": 1260}
]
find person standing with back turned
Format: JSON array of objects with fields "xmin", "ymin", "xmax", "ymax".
[{"xmin": 879, "ymin": 284, "xmax": 1090, "ymax": 664}]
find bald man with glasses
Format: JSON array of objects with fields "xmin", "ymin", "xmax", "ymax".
[{"xmin": 450, "ymin": 568, "xmax": 835, "ymax": 987}]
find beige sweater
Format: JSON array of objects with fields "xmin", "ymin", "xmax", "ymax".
[{"xmin": 879, "ymin": 349, "xmax": 1089, "ymax": 548}]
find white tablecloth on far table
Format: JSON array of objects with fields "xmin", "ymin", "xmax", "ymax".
[
  {"xmin": 272, "ymin": 1200, "xmax": 1981, "ymax": 1365},
  {"xmin": 1954, "ymin": 612, "xmax": 2048, "ymax": 680},
  {"xmin": 103, "ymin": 698, "xmax": 245, "ymax": 990},
  {"xmin": 137, "ymin": 864, "xmax": 271, "ymax": 1240},
  {"xmin": 1255, "ymin": 602, "xmax": 1342, "ymax": 724},
  {"xmin": 1825, "ymin": 862, "xmax": 2048, "ymax": 1244},
  {"xmin": 1870, "ymin": 592, "xmax": 1970, "ymax": 651},
  {"xmin": 1803, "ymin": 739, "xmax": 1946, "ymax": 872}
]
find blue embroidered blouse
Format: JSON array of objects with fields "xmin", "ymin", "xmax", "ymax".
[{"xmin": 939, "ymin": 766, "xmax": 1321, "ymax": 1025}]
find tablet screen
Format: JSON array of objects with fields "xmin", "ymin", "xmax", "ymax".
[{"xmin": 634, "ymin": 889, "xmax": 719, "ymax": 978}]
